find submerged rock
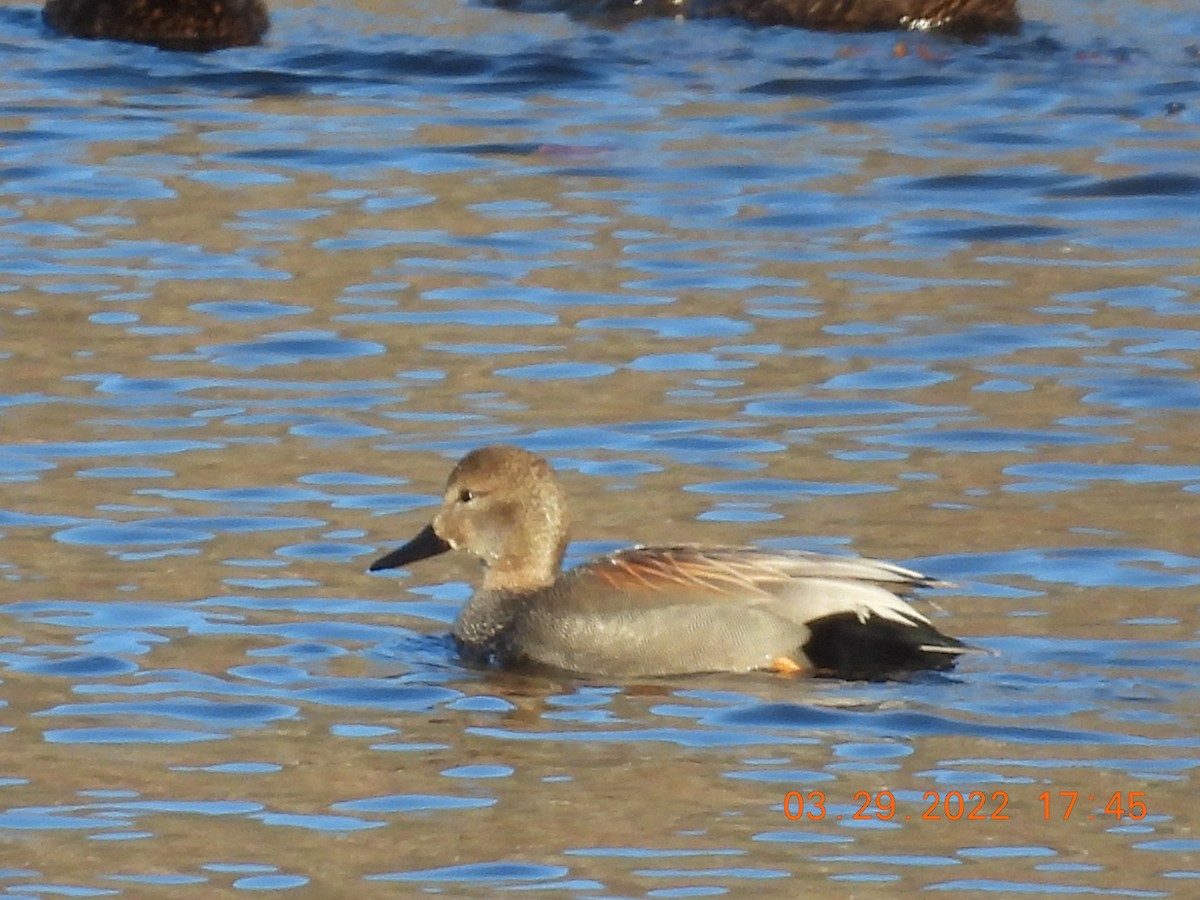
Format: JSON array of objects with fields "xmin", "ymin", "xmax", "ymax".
[
  {"xmin": 492, "ymin": 0, "xmax": 1021, "ymax": 37},
  {"xmin": 42, "ymin": 0, "xmax": 269, "ymax": 51}
]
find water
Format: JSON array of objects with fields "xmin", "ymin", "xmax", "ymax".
[{"xmin": 1, "ymin": 0, "xmax": 1199, "ymax": 895}]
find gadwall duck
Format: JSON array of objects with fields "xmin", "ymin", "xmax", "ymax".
[
  {"xmin": 490, "ymin": 0, "xmax": 1020, "ymax": 37},
  {"xmin": 370, "ymin": 445, "xmax": 980, "ymax": 680},
  {"xmin": 43, "ymin": 0, "xmax": 269, "ymax": 51}
]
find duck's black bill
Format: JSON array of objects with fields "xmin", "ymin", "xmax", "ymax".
[{"xmin": 369, "ymin": 524, "xmax": 451, "ymax": 572}]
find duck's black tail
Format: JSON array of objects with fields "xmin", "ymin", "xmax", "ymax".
[{"xmin": 802, "ymin": 612, "xmax": 983, "ymax": 681}]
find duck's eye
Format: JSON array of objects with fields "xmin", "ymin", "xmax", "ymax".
[{"xmin": 457, "ymin": 488, "xmax": 475, "ymax": 504}]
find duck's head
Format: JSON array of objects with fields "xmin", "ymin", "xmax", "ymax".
[{"xmin": 369, "ymin": 445, "xmax": 570, "ymax": 589}]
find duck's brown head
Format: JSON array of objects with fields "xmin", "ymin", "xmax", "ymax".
[{"xmin": 369, "ymin": 445, "xmax": 570, "ymax": 591}]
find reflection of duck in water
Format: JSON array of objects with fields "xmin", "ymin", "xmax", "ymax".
[
  {"xmin": 494, "ymin": 0, "xmax": 1020, "ymax": 36},
  {"xmin": 42, "ymin": 0, "xmax": 269, "ymax": 51}
]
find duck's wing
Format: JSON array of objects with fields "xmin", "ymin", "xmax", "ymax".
[{"xmin": 577, "ymin": 544, "xmax": 942, "ymax": 620}]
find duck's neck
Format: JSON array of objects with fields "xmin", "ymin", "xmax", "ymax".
[
  {"xmin": 453, "ymin": 503, "xmax": 568, "ymax": 651},
  {"xmin": 454, "ymin": 548, "xmax": 562, "ymax": 652},
  {"xmin": 452, "ymin": 586, "xmax": 522, "ymax": 650},
  {"xmin": 479, "ymin": 517, "xmax": 567, "ymax": 595},
  {"xmin": 480, "ymin": 558, "xmax": 557, "ymax": 594}
]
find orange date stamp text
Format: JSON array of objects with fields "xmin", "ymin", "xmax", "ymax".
[{"xmin": 782, "ymin": 790, "xmax": 1149, "ymax": 822}]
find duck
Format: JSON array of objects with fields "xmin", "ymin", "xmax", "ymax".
[
  {"xmin": 42, "ymin": 0, "xmax": 269, "ymax": 51},
  {"xmin": 370, "ymin": 445, "xmax": 980, "ymax": 680},
  {"xmin": 488, "ymin": 0, "xmax": 1020, "ymax": 37}
]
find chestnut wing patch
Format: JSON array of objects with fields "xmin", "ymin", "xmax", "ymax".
[{"xmin": 578, "ymin": 545, "xmax": 939, "ymax": 607}]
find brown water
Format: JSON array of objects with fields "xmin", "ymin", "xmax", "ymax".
[{"xmin": 1, "ymin": 0, "xmax": 1198, "ymax": 895}]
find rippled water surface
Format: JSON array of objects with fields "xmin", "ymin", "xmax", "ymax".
[{"xmin": 1, "ymin": 0, "xmax": 1199, "ymax": 895}]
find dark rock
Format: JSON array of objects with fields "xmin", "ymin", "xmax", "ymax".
[
  {"xmin": 43, "ymin": 0, "xmax": 269, "ymax": 51},
  {"xmin": 492, "ymin": 0, "xmax": 1021, "ymax": 37}
]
